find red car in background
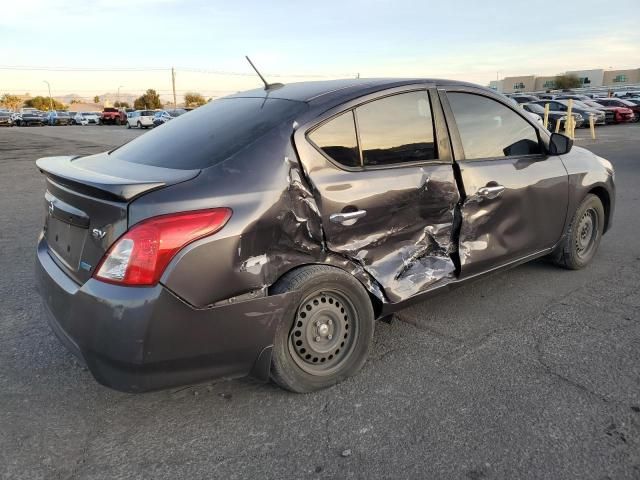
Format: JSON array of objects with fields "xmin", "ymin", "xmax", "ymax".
[
  {"xmin": 583, "ymin": 100, "xmax": 634, "ymax": 124},
  {"xmin": 593, "ymin": 98, "xmax": 640, "ymax": 122},
  {"xmin": 100, "ymin": 107, "xmax": 127, "ymax": 125}
]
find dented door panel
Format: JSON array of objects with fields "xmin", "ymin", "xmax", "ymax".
[
  {"xmin": 456, "ymin": 156, "xmax": 568, "ymax": 277},
  {"xmin": 295, "ymin": 138, "xmax": 460, "ymax": 303}
]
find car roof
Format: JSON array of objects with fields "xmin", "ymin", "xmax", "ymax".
[{"xmin": 226, "ymin": 78, "xmax": 479, "ymax": 105}]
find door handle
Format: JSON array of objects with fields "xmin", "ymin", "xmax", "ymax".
[
  {"xmin": 477, "ymin": 185, "xmax": 505, "ymax": 199},
  {"xmin": 330, "ymin": 210, "xmax": 367, "ymax": 226}
]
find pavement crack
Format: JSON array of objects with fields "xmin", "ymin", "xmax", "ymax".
[{"xmin": 533, "ymin": 336, "xmax": 614, "ymax": 405}]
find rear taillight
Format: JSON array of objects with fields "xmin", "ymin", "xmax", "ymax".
[{"xmin": 94, "ymin": 208, "xmax": 231, "ymax": 286}]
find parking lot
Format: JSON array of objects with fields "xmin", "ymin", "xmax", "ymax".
[{"xmin": 1, "ymin": 124, "xmax": 639, "ymax": 479}]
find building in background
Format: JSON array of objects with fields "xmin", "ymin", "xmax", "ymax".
[
  {"xmin": 488, "ymin": 79, "xmax": 504, "ymax": 92},
  {"xmin": 603, "ymin": 68, "xmax": 640, "ymax": 87},
  {"xmin": 566, "ymin": 69, "xmax": 604, "ymax": 88},
  {"xmin": 534, "ymin": 75, "xmax": 557, "ymax": 91},
  {"xmin": 494, "ymin": 67, "xmax": 639, "ymax": 93},
  {"xmin": 501, "ymin": 75, "xmax": 535, "ymax": 93}
]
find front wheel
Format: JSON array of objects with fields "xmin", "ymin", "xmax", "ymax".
[
  {"xmin": 552, "ymin": 194, "xmax": 605, "ymax": 270},
  {"xmin": 126, "ymin": 121, "xmax": 131, "ymax": 129},
  {"xmin": 270, "ymin": 265, "xmax": 374, "ymax": 393}
]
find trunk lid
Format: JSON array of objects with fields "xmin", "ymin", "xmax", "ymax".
[{"xmin": 37, "ymin": 153, "xmax": 200, "ymax": 284}]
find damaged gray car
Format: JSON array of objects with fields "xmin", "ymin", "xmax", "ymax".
[{"xmin": 35, "ymin": 79, "xmax": 615, "ymax": 393}]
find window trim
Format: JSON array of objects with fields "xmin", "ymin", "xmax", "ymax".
[
  {"xmin": 439, "ymin": 87, "xmax": 549, "ymax": 163},
  {"xmin": 304, "ymin": 86, "xmax": 452, "ymax": 172},
  {"xmin": 307, "ymin": 109, "xmax": 362, "ymax": 168}
]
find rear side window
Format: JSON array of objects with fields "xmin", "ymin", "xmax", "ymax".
[
  {"xmin": 448, "ymin": 92, "xmax": 542, "ymax": 160},
  {"xmin": 356, "ymin": 91, "xmax": 437, "ymax": 166},
  {"xmin": 114, "ymin": 98, "xmax": 307, "ymax": 170},
  {"xmin": 308, "ymin": 111, "xmax": 360, "ymax": 168}
]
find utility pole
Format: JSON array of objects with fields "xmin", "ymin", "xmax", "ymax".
[
  {"xmin": 43, "ymin": 80, "xmax": 53, "ymax": 111},
  {"xmin": 171, "ymin": 67, "xmax": 177, "ymax": 108},
  {"xmin": 117, "ymin": 85, "xmax": 124, "ymax": 106}
]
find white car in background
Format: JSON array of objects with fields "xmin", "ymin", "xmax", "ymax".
[
  {"xmin": 71, "ymin": 112, "xmax": 101, "ymax": 125},
  {"xmin": 70, "ymin": 112, "xmax": 88, "ymax": 126},
  {"xmin": 126, "ymin": 110, "xmax": 155, "ymax": 129}
]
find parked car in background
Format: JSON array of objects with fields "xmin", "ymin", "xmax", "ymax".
[
  {"xmin": 70, "ymin": 112, "xmax": 89, "ymax": 126},
  {"xmin": 583, "ymin": 100, "xmax": 635, "ymax": 124},
  {"xmin": 522, "ymin": 103, "xmax": 583, "ymax": 130},
  {"xmin": 537, "ymin": 94, "xmax": 556, "ymax": 100},
  {"xmin": 47, "ymin": 111, "xmax": 72, "ymax": 126},
  {"xmin": 556, "ymin": 94, "xmax": 591, "ymax": 102},
  {"xmin": 126, "ymin": 110, "xmax": 155, "ymax": 129},
  {"xmin": 0, "ymin": 110, "xmax": 13, "ymax": 126},
  {"xmin": 35, "ymin": 79, "xmax": 615, "ymax": 394},
  {"xmin": 73, "ymin": 112, "xmax": 100, "ymax": 125},
  {"xmin": 532, "ymin": 99, "xmax": 606, "ymax": 126},
  {"xmin": 152, "ymin": 109, "xmax": 187, "ymax": 127},
  {"xmin": 593, "ymin": 98, "xmax": 640, "ymax": 122},
  {"xmin": 510, "ymin": 94, "xmax": 540, "ymax": 104},
  {"xmin": 100, "ymin": 107, "xmax": 126, "ymax": 125},
  {"xmin": 614, "ymin": 91, "xmax": 640, "ymax": 99},
  {"xmin": 15, "ymin": 111, "xmax": 47, "ymax": 126}
]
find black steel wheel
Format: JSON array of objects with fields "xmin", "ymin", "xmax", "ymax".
[
  {"xmin": 288, "ymin": 289, "xmax": 357, "ymax": 376},
  {"xmin": 270, "ymin": 265, "xmax": 374, "ymax": 393},
  {"xmin": 552, "ymin": 194, "xmax": 604, "ymax": 270},
  {"xmin": 574, "ymin": 207, "xmax": 599, "ymax": 262}
]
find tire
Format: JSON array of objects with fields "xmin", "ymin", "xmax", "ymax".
[
  {"xmin": 137, "ymin": 121, "xmax": 142, "ymax": 129},
  {"xmin": 552, "ymin": 194, "xmax": 604, "ymax": 270},
  {"xmin": 270, "ymin": 265, "xmax": 374, "ymax": 393},
  {"xmin": 126, "ymin": 121, "xmax": 131, "ymax": 129}
]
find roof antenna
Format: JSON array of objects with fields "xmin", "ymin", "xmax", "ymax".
[{"xmin": 245, "ymin": 56, "xmax": 284, "ymax": 91}]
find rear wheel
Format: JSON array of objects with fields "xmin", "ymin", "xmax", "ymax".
[
  {"xmin": 552, "ymin": 194, "xmax": 604, "ymax": 270},
  {"xmin": 270, "ymin": 265, "xmax": 374, "ymax": 393},
  {"xmin": 137, "ymin": 121, "xmax": 142, "ymax": 129}
]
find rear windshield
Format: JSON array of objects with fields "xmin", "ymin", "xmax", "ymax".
[
  {"xmin": 140, "ymin": 110, "xmax": 154, "ymax": 116},
  {"xmin": 113, "ymin": 97, "xmax": 307, "ymax": 170},
  {"xmin": 103, "ymin": 108, "xmax": 118, "ymax": 112}
]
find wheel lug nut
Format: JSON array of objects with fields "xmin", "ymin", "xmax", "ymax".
[
  {"xmin": 328, "ymin": 320, "xmax": 333, "ymax": 326},
  {"xmin": 315, "ymin": 336, "xmax": 321, "ymax": 342},
  {"xmin": 328, "ymin": 335, "xmax": 332, "ymax": 340}
]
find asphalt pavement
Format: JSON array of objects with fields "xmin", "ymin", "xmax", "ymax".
[{"xmin": 0, "ymin": 123, "xmax": 638, "ymax": 479}]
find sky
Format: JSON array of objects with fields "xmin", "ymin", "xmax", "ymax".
[{"xmin": 1, "ymin": 0, "xmax": 639, "ymax": 102}]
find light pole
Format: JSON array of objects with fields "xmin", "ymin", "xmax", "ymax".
[
  {"xmin": 43, "ymin": 80, "xmax": 53, "ymax": 111},
  {"xmin": 117, "ymin": 85, "xmax": 124, "ymax": 106}
]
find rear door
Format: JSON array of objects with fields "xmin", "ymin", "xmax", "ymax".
[
  {"xmin": 439, "ymin": 88, "xmax": 569, "ymax": 278},
  {"xmin": 295, "ymin": 87, "xmax": 461, "ymax": 303}
]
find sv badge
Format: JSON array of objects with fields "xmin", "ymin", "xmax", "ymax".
[{"xmin": 91, "ymin": 228, "xmax": 107, "ymax": 240}]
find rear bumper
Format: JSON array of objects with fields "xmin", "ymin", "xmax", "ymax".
[{"xmin": 35, "ymin": 235, "xmax": 295, "ymax": 392}]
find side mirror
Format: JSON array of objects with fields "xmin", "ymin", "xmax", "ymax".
[{"xmin": 549, "ymin": 133, "xmax": 573, "ymax": 155}]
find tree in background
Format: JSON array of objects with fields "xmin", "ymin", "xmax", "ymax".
[
  {"xmin": 554, "ymin": 74, "xmax": 581, "ymax": 90},
  {"xmin": 184, "ymin": 91, "xmax": 206, "ymax": 107},
  {"xmin": 134, "ymin": 89, "xmax": 162, "ymax": 110},
  {"xmin": 70, "ymin": 99, "xmax": 80, "ymax": 104},
  {"xmin": 0, "ymin": 94, "xmax": 22, "ymax": 111},
  {"xmin": 93, "ymin": 95, "xmax": 100, "ymax": 103},
  {"xmin": 24, "ymin": 96, "xmax": 65, "ymax": 111},
  {"xmin": 114, "ymin": 101, "xmax": 130, "ymax": 108}
]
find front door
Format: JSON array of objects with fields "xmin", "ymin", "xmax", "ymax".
[
  {"xmin": 295, "ymin": 88, "xmax": 460, "ymax": 303},
  {"xmin": 440, "ymin": 89, "xmax": 569, "ymax": 278}
]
